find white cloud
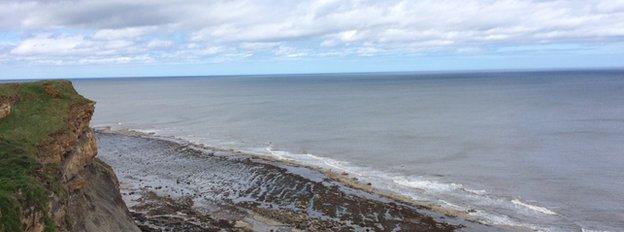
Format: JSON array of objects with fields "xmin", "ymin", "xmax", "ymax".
[
  {"xmin": 275, "ymin": 46, "xmax": 307, "ymax": 58},
  {"xmin": 10, "ymin": 35, "xmax": 91, "ymax": 56},
  {"xmin": 146, "ymin": 39, "xmax": 173, "ymax": 49},
  {"xmin": 339, "ymin": 30, "xmax": 359, "ymax": 42},
  {"xmin": 77, "ymin": 55, "xmax": 153, "ymax": 65},
  {"xmin": 199, "ymin": 46, "xmax": 223, "ymax": 55},
  {"xmin": 239, "ymin": 42, "xmax": 280, "ymax": 51},
  {"xmin": 1, "ymin": 0, "xmax": 623, "ymax": 65}
]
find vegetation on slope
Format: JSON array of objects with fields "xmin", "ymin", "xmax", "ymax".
[{"xmin": 0, "ymin": 81, "xmax": 92, "ymax": 232}]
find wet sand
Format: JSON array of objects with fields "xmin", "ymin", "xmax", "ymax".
[{"xmin": 95, "ymin": 128, "xmax": 491, "ymax": 231}]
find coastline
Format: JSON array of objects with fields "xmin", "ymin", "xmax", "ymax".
[{"xmin": 94, "ymin": 127, "xmax": 487, "ymax": 231}]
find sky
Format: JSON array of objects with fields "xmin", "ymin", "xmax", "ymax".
[{"xmin": 0, "ymin": 0, "xmax": 624, "ymax": 79}]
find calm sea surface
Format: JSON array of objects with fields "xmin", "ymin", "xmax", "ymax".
[{"xmin": 74, "ymin": 70, "xmax": 624, "ymax": 231}]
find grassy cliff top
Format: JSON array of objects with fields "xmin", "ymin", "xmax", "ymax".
[
  {"xmin": 0, "ymin": 80, "xmax": 92, "ymax": 232},
  {"xmin": 0, "ymin": 80, "xmax": 92, "ymax": 153}
]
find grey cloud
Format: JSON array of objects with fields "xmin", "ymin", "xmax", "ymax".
[
  {"xmin": 42, "ymin": 1, "xmax": 173, "ymax": 29},
  {"xmin": 56, "ymin": 2, "xmax": 172, "ymax": 29}
]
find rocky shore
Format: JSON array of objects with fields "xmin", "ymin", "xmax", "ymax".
[{"xmin": 96, "ymin": 129, "xmax": 468, "ymax": 231}]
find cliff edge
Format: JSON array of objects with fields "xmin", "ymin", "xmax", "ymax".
[{"xmin": 0, "ymin": 81, "xmax": 139, "ymax": 232}]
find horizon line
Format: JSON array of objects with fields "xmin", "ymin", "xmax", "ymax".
[{"xmin": 2, "ymin": 66, "xmax": 623, "ymax": 82}]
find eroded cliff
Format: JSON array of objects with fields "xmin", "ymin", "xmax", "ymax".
[{"xmin": 0, "ymin": 81, "xmax": 139, "ymax": 232}]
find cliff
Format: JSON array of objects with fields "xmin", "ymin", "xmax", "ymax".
[{"xmin": 0, "ymin": 81, "xmax": 139, "ymax": 232}]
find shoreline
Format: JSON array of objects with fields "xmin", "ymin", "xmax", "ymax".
[
  {"xmin": 94, "ymin": 127, "xmax": 492, "ymax": 231},
  {"xmin": 95, "ymin": 127, "xmax": 476, "ymax": 214}
]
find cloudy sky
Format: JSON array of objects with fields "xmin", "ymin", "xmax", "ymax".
[{"xmin": 1, "ymin": 0, "xmax": 623, "ymax": 79}]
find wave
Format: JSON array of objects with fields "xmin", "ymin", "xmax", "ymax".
[
  {"xmin": 512, "ymin": 199, "xmax": 557, "ymax": 215},
  {"xmin": 96, "ymin": 125, "xmax": 565, "ymax": 231},
  {"xmin": 582, "ymin": 228, "xmax": 612, "ymax": 232},
  {"xmin": 393, "ymin": 176, "xmax": 468, "ymax": 193}
]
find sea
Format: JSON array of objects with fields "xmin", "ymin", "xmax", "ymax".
[{"xmin": 73, "ymin": 70, "xmax": 624, "ymax": 231}]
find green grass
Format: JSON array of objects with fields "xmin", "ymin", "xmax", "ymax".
[
  {"xmin": 0, "ymin": 146, "xmax": 50, "ymax": 232},
  {"xmin": 0, "ymin": 80, "xmax": 92, "ymax": 232},
  {"xmin": 0, "ymin": 81, "xmax": 91, "ymax": 154}
]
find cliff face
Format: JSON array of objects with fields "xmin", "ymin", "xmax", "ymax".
[{"xmin": 0, "ymin": 81, "xmax": 139, "ymax": 232}]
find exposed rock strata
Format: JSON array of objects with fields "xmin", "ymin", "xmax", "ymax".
[
  {"xmin": 0, "ymin": 81, "xmax": 139, "ymax": 232},
  {"xmin": 0, "ymin": 102, "xmax": 10, "ymax": 119},
  {"xmin": 67, "ymin": 159, "xmax": 139, "ymax": 232}
]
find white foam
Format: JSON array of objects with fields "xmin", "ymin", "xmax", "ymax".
[
  {"xmin": 439, "ymin": 200, "xmax": 468, "ymax": 211},
  {"xmin": 264, "ymin": 146, "xmax": 355, "ymax": 173},
  {"xmin": 512, "ymin": 199, "xmax": 557, "ymax": 215},
  {"xmin": 464, "ymin": 188, "xmax": 487, "ymax": 195},
  {"xmin": 469, "ymin": 210, "xmax": 550, "ymax": 231},
  {"xmin": 393, "ymin": 176, "xmax": 461, "ymax": 192},
  {"xmin": 133, "ymin": 129, "xmax": 159, "ymax": 134},
  {"xmin": 306, "ymin": 154, "xmax": 353, "ymax": 172},
  {"xmin": 265, "ymin": 146, "xmax": 293, "ymax": 160},
  {"xmin": 391, "ymin": 176, "xmax": 489, "ymax": 197},
  {"xmin": 582, "ymin": 228, "xmax": 611, "ymax": 232}
]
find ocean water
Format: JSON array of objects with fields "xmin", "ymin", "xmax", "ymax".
[{"xmin": 74, "ymin": 70, "xmax": 624, "ymax": 231}]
